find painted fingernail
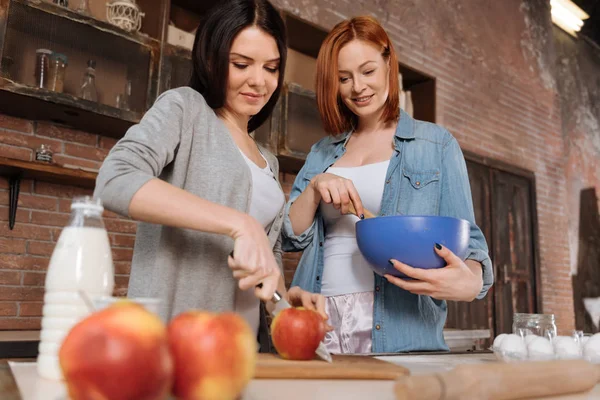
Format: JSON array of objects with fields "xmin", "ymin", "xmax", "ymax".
[
  {"xmin": 435, "ymin": 243, "xmax": 442, "ymax": 250},
  {"xmin": 388, "ymin": 259, "xmax": 394, "ymax": 266},
  {"xmin": 360, "ymin": 214, "xmax": 365, "ymax": 219}
]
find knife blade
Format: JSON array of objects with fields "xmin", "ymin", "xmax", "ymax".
[{"xmin": 229, "ymin": 250, "xmax": 332, "ymax": 362}]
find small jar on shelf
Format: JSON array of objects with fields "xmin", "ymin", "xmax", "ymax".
[
  {"xmin": 35, "ymin": 144, "xmax": 54, "ymax": 164},
  {"xmin": 48, "ymin": 53, "xmax": 68, "ymax": 93},
  {"xmin": 34, "ymin": 49, "xmax": 53, "ymax": 89}
]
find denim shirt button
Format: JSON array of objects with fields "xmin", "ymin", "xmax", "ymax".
[
  {"xmin": 376, "ymin": 325, "xmax": 381, "ymax": 330},
  {"xmin": 385, "ymin": 180, "xmax": 390, "ymax": 184},
  {"xmin": 416, "ymin": 181, "xmax": 421, "ymax": 186},
  {"xmin": 319, "ymin": 242, "xmax": 323, "ymax": 247},
  {"xmin": 316, "ymin": 276, "xmax": 320, "ymax": 281},
  {"xmin": 375, "ymin": 286, "xmax": 380, "ymax": 292}
]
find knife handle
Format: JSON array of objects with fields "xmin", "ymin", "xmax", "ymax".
[{"xmin": 229, "ymin": 251, "xmax": 282, "ymax": 302}]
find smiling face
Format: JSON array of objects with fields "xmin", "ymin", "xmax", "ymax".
[
  {"xmin": 224, "ymin": 26, "xmax": 280, "ymax": 119},
  {"xmin": 337, "ymin": 39, "xmax": 390, "ymax": 121}
]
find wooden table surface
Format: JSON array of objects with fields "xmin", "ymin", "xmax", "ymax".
[{"xmin": 3, "ymin": 354, "xmax": 600, "ymax": 400}]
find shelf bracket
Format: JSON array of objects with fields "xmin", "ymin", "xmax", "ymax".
[{"xmin": 8, "ymin": 175, "xmax": 21, "ymax": 230}]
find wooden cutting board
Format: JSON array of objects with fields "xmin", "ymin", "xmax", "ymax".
[{"xmin": 255, "ymin": 353, "xmax": 409, "ymax": 380}]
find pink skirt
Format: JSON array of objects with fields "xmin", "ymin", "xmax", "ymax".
[{"xmin": 323, "ymin": 291, "xmax": 374, "ymax": 354}]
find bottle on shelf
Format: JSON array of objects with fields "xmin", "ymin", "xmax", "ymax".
[{"xmin": 79, "ymin": 59, "xmax": 98, "ymax": 102}]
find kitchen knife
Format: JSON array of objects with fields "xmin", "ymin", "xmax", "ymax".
[{"xmin": 229, "ymin": 251, "xmax": 332, "ymax": 363}]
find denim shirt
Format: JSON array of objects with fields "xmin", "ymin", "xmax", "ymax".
[{"xmin": 281, "ymin": 110, "xmax": 494, "ymax": 353}]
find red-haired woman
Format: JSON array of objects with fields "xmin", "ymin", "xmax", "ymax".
[{"xmin": 282, "ymin": 16, "xmax": 493, "ymax": 353}]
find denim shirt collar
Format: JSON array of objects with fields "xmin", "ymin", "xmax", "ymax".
[{"xmin": 331, "ymin": 109, "xmax": 416, "ymax": 148}]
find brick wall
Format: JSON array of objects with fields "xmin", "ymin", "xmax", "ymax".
[
  {"xmin": 0, "ymin": 116, "xmax": 135, "ymax": 330},
  {"xmin": 1, "ymin": 0, "xmax": 597, "ymax": 333}
]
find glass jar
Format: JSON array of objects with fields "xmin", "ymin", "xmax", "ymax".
[
  {"xmin": 513, "ymin": 313, "xmax": 557, "ymax": 339},
  {"xmin": 48, "ymin": 53, "xmax": 68, "ymax": 93},
  {"xmin": 35, "ymin": 144, "xmax": 53, "ymax": 163},
  {"xmin": 34, "ymin": 49, "xmax": 53, "ymax": 89}
]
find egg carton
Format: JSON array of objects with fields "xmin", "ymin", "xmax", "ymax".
[{"xmin": 490, "ymin": 332, "xmax": 600, "ymax": 364}]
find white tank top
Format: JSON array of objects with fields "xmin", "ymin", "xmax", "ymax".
[
  {"xmin": 320, "ymin": 160, "xmax": 390, "ymax": 296},
  {"xmin": 234, "ymin": 149, "xmax": 285, "ymax": 335}
]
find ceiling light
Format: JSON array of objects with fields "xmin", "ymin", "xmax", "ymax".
[{"xmin": 550, "ymin": 0, "xmax": 589, "ymax": 37}]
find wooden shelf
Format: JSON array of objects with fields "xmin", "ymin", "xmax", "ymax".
[
  {"xmin": 13, "ymin": 0, "xmax": 160, "ymax": 49},
  {"xmin": 0, "ymin": 156, "xmax": 97, "ymax": 189},
  {"xmin": 0, "ymin": 79, "xmax": 142, "ymax": 139},
  {"xmin": 0, "ymin": 156, "xmax": 98, "ymax": 229}
]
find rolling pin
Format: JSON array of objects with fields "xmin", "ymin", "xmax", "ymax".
[
  {"xmin": 395, "ymin": 359, "xmax": 600, "ymax": 400},
  {"xmin": 348, "ymin": 203, "xmax": 377, "ymax": 219}
]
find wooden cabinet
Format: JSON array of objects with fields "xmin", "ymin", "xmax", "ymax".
[
  {"xmin": 0, "ymin": 0, "xmax": 161, "ymax": 138},
  {"xmin": 445, "ymin": 155, "xmax": 541, "ymax": 345}
]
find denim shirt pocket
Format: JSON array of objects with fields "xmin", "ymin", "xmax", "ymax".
[{"xmin": 399, "ymin": 169, "xmax": 441, "ymax": 215}]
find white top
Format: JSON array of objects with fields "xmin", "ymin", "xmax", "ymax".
[
  {"xmin": 320, "ymin": 160, "xmax": 390, "ymax": 296},
  {"xmin": 234, "ymin": 149, "xmax": 285, "ymax": 335}
]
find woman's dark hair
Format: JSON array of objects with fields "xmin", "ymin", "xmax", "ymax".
[{"xmin": 189, "ymin": 0, "xmax": 287, "ymax": 132}]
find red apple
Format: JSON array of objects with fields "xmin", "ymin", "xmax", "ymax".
[
  {"xmin": 271, "ymin": 307, "xmax": 326, "ymax": 360},
  {"xmin": 168, "ymin": 311, "xmax": 257, "ymax": 400},
  {"xmin": 59, "ymin": 301, "xmax": 173, "ymax": 400}
]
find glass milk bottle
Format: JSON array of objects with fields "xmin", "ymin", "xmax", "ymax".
[{"xmin": 37, "ymin": 196, "xmax": 114, "ymax": 380}]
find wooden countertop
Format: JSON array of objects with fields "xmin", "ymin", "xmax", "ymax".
[{"xmin": 2, "ymin": 354, "xmax": 600, "ymax": 400}]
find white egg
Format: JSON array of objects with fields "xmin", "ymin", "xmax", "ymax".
[
  {"xmin": 493, "ymin": 333, "xmax": 508, "ymax": 350},
  {"xmin": 499, "ymin": 334, "xmax": 527, "ymax": 358},
  {"xmin": 525, "ymin": 334, "xmax": 538, "ymax": 346},
  {"xmin": 581, "ymin": 336, "xmax": 590, "ymax": 346},
  {"xmin": 553, "ymin": 336, "xmax": 581, "ymax": 359},
  {"xmin": 584, "ymin": 333, "xmax": 600, "ymax": 360},
  {"xmin": 527, "ymin": 336, "xmax": 554, "ymax": 359}
]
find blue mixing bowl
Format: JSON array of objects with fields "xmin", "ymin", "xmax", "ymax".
[{"xmin": 355, "ymin": 215, "xmax": 470, "ymax": 277}]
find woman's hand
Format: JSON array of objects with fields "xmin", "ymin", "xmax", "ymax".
[
  {"xmin": 310, "ymin": 173, "xmax": 365, "ymax": 217},
  {"xmin": 286, "ymin": 286, "xmax": 333, "ymax": 331},
  {"xmin": 385, "ymin": 244, "xmax": 483, "ymax": 302},
  {"xmin": 228, "ymin": 215, "xmax": 281, "ymax": 301}
]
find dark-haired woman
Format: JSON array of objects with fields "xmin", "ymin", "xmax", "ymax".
[{"xmin": 94, "ymin": 0, "xmax": 328, "ymax": 347}]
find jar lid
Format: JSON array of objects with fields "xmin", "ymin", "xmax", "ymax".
[
  {"xmin": 36, "ymin": 49, "xmax": 53, "ymax": 54},
  {"xmin": 52, "ymin": 53, "xmax": 68, "ymax": 65},
  {"xmin": 514, "ymin": 313, "xmax": 555, "ymax": 322}
]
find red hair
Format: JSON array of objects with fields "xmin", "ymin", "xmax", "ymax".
[{"xmin": 316, "ymin": 16, "xmax": 400, "ymax": 135}]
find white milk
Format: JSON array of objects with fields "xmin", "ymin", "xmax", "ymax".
[{"xmin": 37, "ymin": 198, "xmax": 114, "ymax": 380}]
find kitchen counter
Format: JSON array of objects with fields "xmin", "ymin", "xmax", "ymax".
[{"xmin": 2, "ymin": 353, "xmax": 600, "ymax": 400}]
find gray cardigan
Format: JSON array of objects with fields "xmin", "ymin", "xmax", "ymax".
[{"xmin": 94, "ymin": 87, "xmax": 285, "ymax": 323}]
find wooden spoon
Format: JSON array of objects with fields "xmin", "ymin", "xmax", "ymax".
[{"xmin": 348, "ymin": 203, "xmax": 377, "ymax": 219}]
